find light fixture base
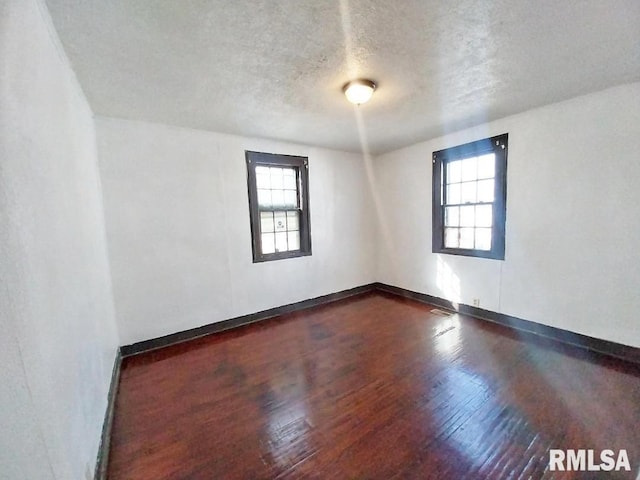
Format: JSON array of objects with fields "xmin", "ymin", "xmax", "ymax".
[{"xmin": 342, "ymin": 79, "xmax": 376, "ymax": 105}]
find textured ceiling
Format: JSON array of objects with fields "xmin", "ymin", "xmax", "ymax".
[{"xmin": 45, "ymin": 0, "xmax": 640, "ymax": 154}]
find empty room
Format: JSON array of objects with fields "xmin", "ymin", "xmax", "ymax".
[{"xmin": 2, "ymin": 0, "xmax": 640, "ymax": 479}]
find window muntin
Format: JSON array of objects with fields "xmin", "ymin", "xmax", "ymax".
[
  {"xmin": 443, "ymin": 153, "xmax": 495, "ymax": 251},
  {"xmin": 432, "ymin": 134, "xmax": 507, "ymax": 260},
  {"xmin": 246, "ymin": 151, "xmax": 311, "ymax": 262}
]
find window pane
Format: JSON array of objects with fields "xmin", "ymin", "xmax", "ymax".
[
  {"xmin": 460, "ymin": 227, "xmax": 474, "ymax": 249},
  {"xmin": 431, "ymin": 135, "xmax": 507, "ymax": 259},
  {"xmin": 286, "ymin": 211, "xmax": 299, "ymax": 231},
  {"xmin": 447, "ymin": 160, "xmax": 462, "ymax": 184},
  {"xmin": 257, "ymin": 189, "xmax": 272, "ymax": 207},
  {"xmin": 271, "ymin": 190, "xmax": 284, "ymax": 208},
  {"xmin": 261, "ymin": 233, "xmax": 275, "ymax": 254},
  {"xmin": 256, "ymin": 172, "xmax": 270, "ymax": 189},
  {"xmin": 270, "ymin": 168, "xmax": 284, "ymax": 189},
  {"xmin": 460, "ymin": 205, "xmax": 475, "ymax": 227},
  {"xmin": 461, "ymin": 157, "xmax": 477, "ymax": 182},
  {"xmin": 476, "ymin": 205, "xmax": 492, "ymax": 227},
  {"xmin": 287, "ymin": 231, "xmax": 300, "ymax": 251},
  {"xmin": 283, "ymin": 173, "xmax": 297, "ymax": 190},
  {"xmin": 274, "ymin": 211, "xmax": 287, "ymax": 231},
  {"xmin": 444, "ymin": 228, "xmax": 459, "ymax": 248},
  {"xmin": 460, "ymin": 181, "xmax": 477, "ymax": 204},
  {"xmin": 477, "ymin": 153, "xmax": 495, "ymax": 179},
  {"xmin": 477, "ymin": 179, "xmax": 494, "ymax": 202},
  {"xmin": 475, "ymin": 228, "xmax": 492, "ymax": 250},
  {"xmin": 284, "ymin": 190, "xmax": 297, "ymax": 208},
  {"xmin": 445, "ymin": 206, "xmax": 459, "ymax": 227},
  {"xmin": 260, "ymin": 212, "xmax": 274, "ymax": 233},
  {"xmin": 247, "ymin": 152, "xmax": 310, "ymax": 262},
  {"xmin": 446, "ymin": 183, "xmax": 461, "ymax": 205},
  {"xmin": 275, "ymin": 232, "xmax": 287, "ymax": 252}
]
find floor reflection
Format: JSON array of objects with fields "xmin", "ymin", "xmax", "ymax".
[
  {"xmin": 261, "ymin": 356, "xmax": 317, "ymax": 473},
  {"xmin": 433, "ymin": 315, "xmax": 462, "ymax": 356},
  {"xmin": 428, "ymin": 365, "xmax": 544, "ymax": 476}
]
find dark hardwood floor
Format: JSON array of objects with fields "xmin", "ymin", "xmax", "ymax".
[{"xmin": 108, "ymin": 292, "xmax": 640, "ymax": 479}]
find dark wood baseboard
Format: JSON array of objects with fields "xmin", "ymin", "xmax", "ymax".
[
  {"xmin": 119, "ymin": 281, "xmax": 640, "ymax": 364},
  {"xmin": 374, "ymin": 282, "xmax": 640, "ymax": 365},
  {"xmin": 94, "ymin": 350, "xmax": 121, "ymax": 480},
  {"xmin": 120, "ymin": 283, "xmax": 377, "ymax": 357}
]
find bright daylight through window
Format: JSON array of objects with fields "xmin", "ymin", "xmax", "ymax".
[
  {"xmin": 432, "ymin": 134, "xmax": 508, "ymax": 260},
  {"xmin": 246, "ymin": 151, "xmax": 311, "ymax": 262}
]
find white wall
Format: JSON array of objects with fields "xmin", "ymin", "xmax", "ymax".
[
  {"xmin": 374, "ymin": 82, "xmax": 640, "ymax": 348},
  {"xmin": 96, "ymin": 117, "xmax": 376, "ymax": 345},
  {"xmin": 0, "ymin": 0, "xmax": 120, "ymax": 479},
  {"xmin": 1, "ymin": 2, "xmax": 636, "ymax": 477}
]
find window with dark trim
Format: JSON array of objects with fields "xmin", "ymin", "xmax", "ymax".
[
  {"xmin": 246, "ymin": 151, "xmax": 311, "ymax": 262},
  {"xmin": 432, "ymin": 134, "xmax": 508, "ymax": 260}
]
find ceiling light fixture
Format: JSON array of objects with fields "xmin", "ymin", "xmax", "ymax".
[{"xmin": 342, "ymin": 79, "xmax": 376, "ymax": 105}]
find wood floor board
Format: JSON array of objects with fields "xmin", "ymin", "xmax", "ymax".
[{"xmin": 108, "ymin": 293, "xmax": 640, "ymax": 479}]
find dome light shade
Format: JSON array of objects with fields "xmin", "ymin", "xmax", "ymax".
[{"xmin": 343, "ymin": 79, "xmax": 376, "ymax": 105}]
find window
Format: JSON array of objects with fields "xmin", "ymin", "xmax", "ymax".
[
  {"xmin": 432, "ymin": 134, "xmax": 508, "ymax": 260},
  {"xmin": 246, "ymin": 151, "xmax": 311, "ymax": 262}
]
